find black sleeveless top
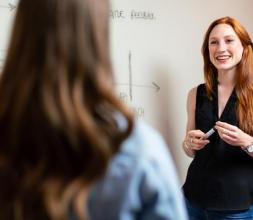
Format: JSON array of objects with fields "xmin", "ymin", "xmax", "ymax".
[{"xmin": 183, "ymin": 83, "xmax": 253, "ymax": 211}]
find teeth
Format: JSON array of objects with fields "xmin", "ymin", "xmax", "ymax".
[{"xmin": 216, "ymin": 55, "xmax": 230, "ymax": 60}]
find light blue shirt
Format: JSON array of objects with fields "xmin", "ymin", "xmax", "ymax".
[{"xmin": 87, "ymin": 119, "xmax": 188, "ymax": 220}]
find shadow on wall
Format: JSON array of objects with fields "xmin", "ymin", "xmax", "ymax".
[
  {"xmin": 150, "ymin": 63, "xmax": 191, "ymax": 183},
  {"xmin": 149, "ymin": 64, "xmax": 177, "ymax": 157}
]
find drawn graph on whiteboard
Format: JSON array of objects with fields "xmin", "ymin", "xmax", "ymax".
[
  {"xmin": 117, "ymin": 51, "xmax": 161, "ymax": 118},
  {"xmin": 0, "ymin": 0, "xmax": 17, "ymax": 11}
]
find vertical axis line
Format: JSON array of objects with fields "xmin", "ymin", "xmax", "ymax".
[{"xmin": 128, "ymin": 51, "xmax": 133, "ymax": 101}]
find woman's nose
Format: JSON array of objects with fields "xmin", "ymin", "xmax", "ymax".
[{"xmin": 217, "ymin": 41, "xmax": 227, "ymax": 52}]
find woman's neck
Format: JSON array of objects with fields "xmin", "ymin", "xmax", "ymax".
[{"xmin": 217, "ymin": 68, "xmax": 236, "ymax": 88}]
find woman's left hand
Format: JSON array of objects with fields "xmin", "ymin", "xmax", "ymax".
[{"xmin": 215, "ymin": 121, "xmax": 253, "ymax": 148}]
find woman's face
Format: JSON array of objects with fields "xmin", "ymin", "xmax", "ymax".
[{"xmin": 208, "ymin": 23, "xmax": 243, "ymax": 72}]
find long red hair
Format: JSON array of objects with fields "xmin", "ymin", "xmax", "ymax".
[{"xmin": 202, "ymin": 16, "xmax": 253, "ymax": 134}]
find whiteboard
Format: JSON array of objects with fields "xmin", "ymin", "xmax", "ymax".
[
  {"xmin": 110, "ymin": 0, "xmax": 172, "ymax": 144},
  {"xmin": 1, "ymin": 0, "xmax": 253, "ymax": 182}
]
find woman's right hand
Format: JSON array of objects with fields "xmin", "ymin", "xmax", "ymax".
[
  {"xmin": 183, "ymin": 87, "xmax": 209, "ymax": 157},
  {"xmin": 185, "ymin": 129, "xmax": 210, "ymax": 151}
]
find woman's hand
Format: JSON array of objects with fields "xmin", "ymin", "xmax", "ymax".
[
  {"xmin": 185, "ymin": 129, "xmax": 210, "ymax": 151},
  {"xmin": 215, "ymin": 121, "xmax": 253, "ymax": 148}
]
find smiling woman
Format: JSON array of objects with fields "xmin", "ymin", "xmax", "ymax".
[{"xmin": 182, "ymin": 16, "xmax": 253, "ymax": 220}]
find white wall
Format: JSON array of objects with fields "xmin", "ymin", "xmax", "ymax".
[{"xmin": 0, "ymin": 0, "xmax": 253, "ymax": 183}]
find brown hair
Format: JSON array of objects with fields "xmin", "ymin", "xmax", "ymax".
[
  {"xmin": 0, "ymin": 0, "xmax": 133, "ymax": 219},
  {"xmin": 201, "ymin": 16, "xmax": 253, "ymax": 134}
]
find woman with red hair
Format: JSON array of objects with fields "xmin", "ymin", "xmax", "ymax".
[{"xmin": 182, "ymin": 17, "xmax": 253, "ymax": 219}]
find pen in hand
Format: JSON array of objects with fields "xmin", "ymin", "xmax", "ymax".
[{"xmin": 201, "ymin": 128, "xmax": 215, "ymax": 140}]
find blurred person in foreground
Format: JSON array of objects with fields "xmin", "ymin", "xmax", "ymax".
[{"xmin": 0, "ymin": 0, "xmax": 188, "ymax": 219}]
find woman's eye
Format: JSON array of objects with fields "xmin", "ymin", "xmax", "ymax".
[
  {"xmin": 226, "ymin": 39, "xmax": 234, "ymax": 43},
  {"xmin": 209, "ymin": 41, "xmax": 217, "ymax": 45}
]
